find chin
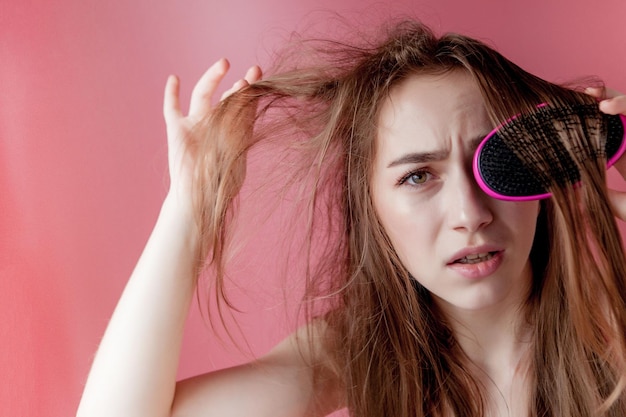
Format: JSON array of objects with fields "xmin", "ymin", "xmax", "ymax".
[{"xmin": 436, "ymin": 288, "xmax": 515, "ymax": 313}]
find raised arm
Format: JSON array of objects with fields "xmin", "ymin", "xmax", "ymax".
[{"xmin": 75, "ymin": 59, "xmax": 268, "ymax": 417}]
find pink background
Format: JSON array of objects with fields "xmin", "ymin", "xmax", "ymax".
[{"xmin": 2, "ymin": 0, "xmax": 626, "ymax": 415}]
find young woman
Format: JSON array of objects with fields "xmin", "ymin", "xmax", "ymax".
[{"xmin": 77, "ymin": 20, "xmax": 626, "ymax": 417}]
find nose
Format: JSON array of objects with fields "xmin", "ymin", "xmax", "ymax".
[{"xmin": 446, "ymin": 167, "xmax": 494, "ymax": 233}]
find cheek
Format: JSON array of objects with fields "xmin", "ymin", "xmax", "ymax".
[
  {"xmin": 502, "ymin": 201, "xmax": 540, "ymax": 244},
  {"xmin": 373, "ymin": 196, "xmax": 439, "ymax": 266}
]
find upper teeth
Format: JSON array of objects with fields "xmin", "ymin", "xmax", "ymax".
[{"xmin": 458, "ymin": 252, "xmax": 494, "ymax": 264}]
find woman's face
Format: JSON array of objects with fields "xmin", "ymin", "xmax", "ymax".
[{"xmin": 371, "ymin": 71, "xmax": 539, "ymax": 315}]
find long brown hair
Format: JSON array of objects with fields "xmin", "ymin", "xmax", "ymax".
[{"xmin": 192, "ymin": 19, "xmax": 626, "ymax": 416}]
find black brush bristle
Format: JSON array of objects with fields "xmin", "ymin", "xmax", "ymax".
[
  {"xmin": 475, "ymin": 103, "xmax": 625, "ymax": 199},
  {"xmin": 478, "ymin": 133, "xmax": 546, "ymax": 197}
]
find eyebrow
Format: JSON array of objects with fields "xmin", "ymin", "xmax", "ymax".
[
  {"xmin": 386, "ymin": 135, "xmax": 488, "ymax": 168},
  {"xmin": 387, "ymin": 150, "xmax": 448, "ymax": 168}
]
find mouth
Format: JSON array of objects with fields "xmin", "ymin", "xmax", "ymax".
[
  {"xmin": 454, "ymin": 251, "xmax": 499, "ymax": 265},
  {"xmin": 447, "ymin": 248, "xmax": 505, "ymax": 279}
]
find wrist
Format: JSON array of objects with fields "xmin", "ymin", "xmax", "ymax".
[
  {"xmin": 163, "ymin": 186, "xmax": 194, "ymax": 214},
  {"xmin": 160, "ymin": 192, "xmax": 199, "ymax": 240}
]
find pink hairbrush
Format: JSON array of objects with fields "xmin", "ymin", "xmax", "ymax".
[{"xmin": 473, "ymin": 103, "xmax": 626, "ymax": 201}]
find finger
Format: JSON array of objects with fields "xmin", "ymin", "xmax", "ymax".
[
  {"xmin": 599, "ymin": 95, "xmax": 626, "ymax": 115},
  {"xmin": 244, "ymin": 65, "xmax": 263, "ymax": 84},
  {"xmin": 584, "ymin": 86, "xmax": 624, "ymax": 99},
  {"xmin": 163, "ymin": 75, "xmax": 182, "ymax": 122},
  {"xmin": 220, "ymin": 79, "xmax": 247, "ymax": 101},
  {"xmin": 188, "ymin": 58, "xmax": 230, "ymax": 119},
  {"xmin": 218, "ymin": 66, "xmax": 263, "ymax": 102},
  {"xmin": 585, "ymin": 86, "xmax": 606, "ymax": 100},
  {"xmin": 608, "ymin": 189, "xmax": 626, "ymax": 221},
  {"xmin": 585, "ymin": 86, "xmax": 626, "ymax": 115}
]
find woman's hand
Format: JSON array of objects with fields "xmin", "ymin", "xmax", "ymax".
[
  {"xmin": 162, "ymin": 59, "xmax": 262, "ymax": 207},
  {"xmin": 586, "ymin": 86, "xmax": 626, "ymax": 220},
  {"xmin": 77, "ymin": 60, "xmax": 262, "ymax": 417}
]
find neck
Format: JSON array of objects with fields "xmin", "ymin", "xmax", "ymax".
[
  {"xmin": 445, "ymin": 300, "xmax": 531, "ymax": 372},
  {"xmin": 433, "ymin": 271, "xmax": 534, "ymax": 417},
  {"xmin": 435, "ymin": 262, "xmax": 534, "ymax": 372}
]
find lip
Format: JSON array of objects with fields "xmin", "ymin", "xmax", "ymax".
[
  {"xmin": 446, "ymin": 245, "xmax": 505, "ymax": 280},
  {"xmin": 447, "ymin": 245, "xmax": 503, "ymax": 264}
]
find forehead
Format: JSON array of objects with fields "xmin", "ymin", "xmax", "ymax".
[{"xmin": 376, "ymin": 71, "xmax": 490, "ymax": 155}]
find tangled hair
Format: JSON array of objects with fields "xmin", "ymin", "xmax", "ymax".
[{"xmin": 191, "ymin": 19, "xmax": 626, "ymax": 417}]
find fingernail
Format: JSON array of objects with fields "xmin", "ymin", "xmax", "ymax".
[{"xmin": 214, "ymin": 58, "xmax": 229, "ymax": 71}]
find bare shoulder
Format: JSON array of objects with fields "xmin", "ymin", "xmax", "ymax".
[{"xmin": 171, "ymin": 320, "xmax": 344, "ymax": 417}]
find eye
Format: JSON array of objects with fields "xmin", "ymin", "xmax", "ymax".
[{"xmin": 398, "ymin": 169, "xmax": 432, "ymax": 187}]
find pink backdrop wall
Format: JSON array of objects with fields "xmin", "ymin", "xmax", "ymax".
[{"xmin": 2, "ymin": 1, "xmax": 626, "ymax": 415}]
